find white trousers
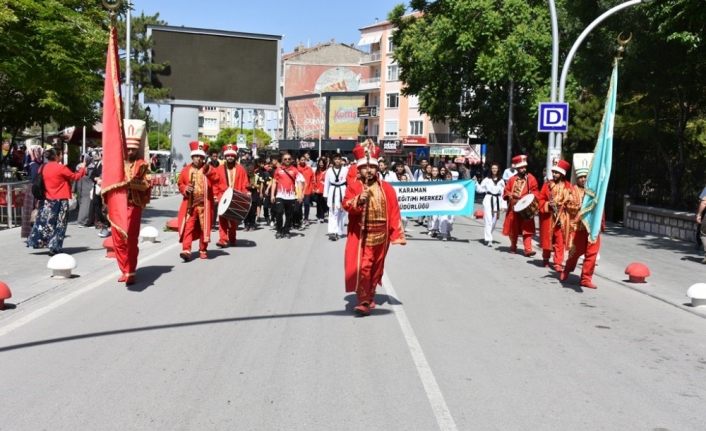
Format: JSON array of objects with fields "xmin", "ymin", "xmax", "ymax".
[
  {"xmin": 428, "ymin": 215, "xmax": 454, "ymax": 235},
  {"xmin": 482, "ymin": 196, "xmax": 502, "ymax": 243},
  {"xmin": 328, "ymin": 207, "xmax": 346, "ymax": 235}
]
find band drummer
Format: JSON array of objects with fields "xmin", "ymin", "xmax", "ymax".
[
  {"xmin": 178, "ymin": 141, "xmax": 220, "ymax": 261},
  {"xmin": 215, "ymin": 144, "xmax": 249, "ymax": 248},
  {"xmin": 502, "ymin": 155, "xmax": 539, "ymax": 256}
]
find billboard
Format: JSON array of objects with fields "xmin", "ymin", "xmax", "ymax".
[
  {"xmin": 147, "ymin": 26, "xmax": 282, "ymax": 110},
  {"xmin": 284, "ymin": 64, "xmax": 369, "ymax": 98},
  {"xmin": 328, "ymin": 95, "xmax": 366, "ymax": 139}
]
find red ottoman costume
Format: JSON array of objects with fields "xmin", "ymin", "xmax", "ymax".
[
  {"xmin": 343, "ymin": 143, "xmax": 405, "ymax": 316},
  {"xmin": 178, "ymin": 141, "xmax": 219, "ymax": 260},
  {"xmin": 112, "ymin": 120, "xmax": 151, "ymax": 285},
  {"xmin": 214, "ymin": 144, "xmax": 249, "ymax": 247},
  {"xmin": 502, "ymin": 155, "xmax": 539, "ymax": 255},
  {"xmin": 538, "ymin": 159, "xmax": 572, "ymax": 270}
]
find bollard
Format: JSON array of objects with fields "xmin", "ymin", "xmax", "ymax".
[
  {"xmin": 140, "ymin": 226, "xmax": 159, "ymax": 243},
  {"xmin": 103, "ymin": 237, "xmax": 115, "ymax": 258},
  {"xmin": 474, "ymin": 210, "xmax": 484, "ymax": 219},
  {"xmin": 625, "ymin": 262, "xmax": 650, "ymax": 283},
  {"xmin": 687, "ymin": 283, "xmax": 706, "ymax": 308},
  {"xmin": 0, "ymin": 281, "xmax": 11, "ymax": 310},
  {"xmin": 47, "ymin": 254, "xmax": 77, "ymax": 279}
]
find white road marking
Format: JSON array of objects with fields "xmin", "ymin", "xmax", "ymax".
[
  {"xmin": 0, "ymin": 241, "xmax": 180, "ymax": 338},
  {"xmin": 382, "ymin": 273, "xmax": 459, "ymax": 431}
]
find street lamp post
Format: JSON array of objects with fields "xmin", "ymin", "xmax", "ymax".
[
  {"xmin": 156, "ymin": 102, "xmax": 161, "ymax": 152},
  {"xmin": 553, "ymin": 0, "xmax": 654, "ymax": 154},
  {"xmin": 305, "ymin": 90, "xmax": 324, "ymax": 159},
  {"xmin": 144, "ymin": 106, "xmax": 152, "ymax": 149}
]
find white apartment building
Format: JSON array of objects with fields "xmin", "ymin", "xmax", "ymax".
[{"xmin": 198, "ymin": 107, "xmax": 279, "ymax": 143}]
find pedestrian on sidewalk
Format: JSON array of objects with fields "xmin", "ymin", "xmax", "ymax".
[
  {"xmin": 476, "ymin": 162, "xmax": 505, "ymax": 247},
  {"xmin": 696, "ymin": 185, "xmax": 706, "ymax": 263},
  {"xmin": 343, "ymin": 145, "xmax": 406, "ymax": 316},
  {"xmin": 76, "ymin": 152, "xmax": 96, "ymax": 228},
  {"xmin": 178, "ymin": 141, "xmax": 220, "ymax": 261},
  {"xmin": 502, "ymin": 155, "xmax": 539, "ymax": 256},
  {"xmin": 113, "ymin": 121, "xmax": 151, "ymax": 285},
  {"xmin": 26, "ymin": 149, "xmax": 86, "ymax": 255},
  {"xmin": 21, "ymin": 146, "xmax": 44, "ymax": 239}
]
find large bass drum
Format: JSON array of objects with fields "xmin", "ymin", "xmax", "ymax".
[
  {"xmin": 514, "ymin": 194, "xmax": 539, "ymax": 220},
  {"xmin": 217, "ymin": 188, "xmax": 252, "ymax": 225}
]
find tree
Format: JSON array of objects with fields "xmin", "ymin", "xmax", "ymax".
[
  {"xmin": 0, "ymin": 0, "xmax": 119, "ymax": 161},
  {"xmin": 563, "ymin": 0, "xmax": 706, "ymax": 208},
  {"xmin": 147, "ymin": 130, "xmax": 170, "ymax": 150},
  {"xmin": 213, "ymin": 127, "xmax": 272, "ymax": 150},
  {"xmin": 389, "ymin": 0, "xmax": 554, "ymax": 164},
  {"xmin": 116, "ymin": 11, "xmax": 170, "ymax": 118}
]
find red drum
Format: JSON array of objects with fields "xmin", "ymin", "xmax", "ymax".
[{"xmin": 217, "ymin": 188, "xmax": 251, "ymax": 225}]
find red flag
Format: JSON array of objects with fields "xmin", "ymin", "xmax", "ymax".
[{"xmin": 101, "ymin": 25, "xmax": 129, "ymax": 239}]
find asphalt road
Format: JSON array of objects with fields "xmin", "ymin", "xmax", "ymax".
[{"xmin": 1, "ymin": 202, "xmax": 705, "ymax": 431}]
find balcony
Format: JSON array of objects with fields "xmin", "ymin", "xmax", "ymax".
[
  {"xmin": 359, "ymin": 77, "xmax": 381, "ymax": 92},
  {"xmin": 360, "ymin": 51, "xmax": 382, "ymax": 65}
]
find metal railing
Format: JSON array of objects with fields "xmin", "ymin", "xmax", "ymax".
[
  {"xmin": 359, "ymin": 77, "xmax": 381, "ymax": 91},
  {"xmin": 360, "ymin": 52, "xmax": 382, "ymax": 64}
]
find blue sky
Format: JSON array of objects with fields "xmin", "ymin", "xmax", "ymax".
[
  {"xmin": 136, "ymin": 0, "xmax": 406, "ymax": 123},
  {"xmin": 133, "ymin": 0, "xmax": 405, "ymax": 53}
]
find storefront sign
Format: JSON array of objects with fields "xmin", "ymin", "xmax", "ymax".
[
  {"xmin": 391, "ymin": 179, "xmax": 476, "ymax": 217},
  {"xmin": 298, "ymin": 140, "xmax": 315, "ymax": 149},
  {"xmin": 357, "ymin": 106, "xmax": 378, "ymax": 118},
  {"xmin": 381, "ymin": 139, "xmax": 402, "ymax": 154},
  {"xmin": 402, "ymin": 137, "xmax": 428, "ymax": 146}
]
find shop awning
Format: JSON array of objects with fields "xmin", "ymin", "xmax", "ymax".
[{"xmin": 357, "ymin": 34, "xmax": 382, "ymax": 46}]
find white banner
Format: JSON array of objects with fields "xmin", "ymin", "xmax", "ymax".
[{"xmin": 390, "ymin": 180, "xmax": 476, "ymax": 217}]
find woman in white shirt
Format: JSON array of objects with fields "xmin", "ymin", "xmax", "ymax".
[{"xmin": 475, "ymin": 163, "xmax": 506, "ymax": 247}]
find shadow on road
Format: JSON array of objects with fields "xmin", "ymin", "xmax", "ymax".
[
  {"xmin": 128, "ymin": 265, "xmax": 174, "ymax": 292},
  {"xmin": 29, "ymin": 246, "xmax": 93, "ymax": 256},
  {"xmin": 0, "ymin": 306, "xmax": 400, "ymax": 353}
]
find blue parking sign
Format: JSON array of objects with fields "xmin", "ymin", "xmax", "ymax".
[
  {"xmin": 538, "ymin": 103, "xmax": 569, "ymax": 133},
  {"xmin": 416, "ymin": 148, "xmax": 429, "ymax": 159}
]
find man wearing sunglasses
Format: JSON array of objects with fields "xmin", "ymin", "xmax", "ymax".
[{"xmin": 270, "ymin": 153, "xmax": 304, "ymax": 239}]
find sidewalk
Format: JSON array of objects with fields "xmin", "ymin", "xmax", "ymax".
[
  {"xmin": 467, "ymin": 202, "xmax": 706, "ymax": 318},
  {"xmin": 0, "ymin": 194, "xmax": 181, "ymax": 306}
]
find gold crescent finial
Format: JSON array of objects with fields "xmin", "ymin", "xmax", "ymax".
[
  {"xmin": 102, "ymin": 0, "xmax": 122, "ymax": 11},
  {"xmin": 617, "ymin": 32, "xmax": 633, "ymax": 46}
]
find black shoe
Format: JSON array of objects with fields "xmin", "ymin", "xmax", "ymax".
[
  {"xmin": 284, "ymin": 232, "xmax": 291, "ymax": 239},
  {"xmin": 275, "ymin": 232, "xmax": 283, "ymax": 239}
]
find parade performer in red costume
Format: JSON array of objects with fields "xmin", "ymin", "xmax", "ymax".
[
  {"xmin": 561, "ymin": 164, "xmax": 604, "ymax": 289},
  {"xmin": 113, "ymin": 120, "xmax": 152, "ymax": 285},
  {"xmin": 502, "ymin": 155, "xmax": 539, "ymax": 256},
  {"xmin": 538, "ymin": 159, "xmax": 572, "ymax": 271},
  {"xmin": 178, "ymin": 141, "xmax": 220, "ymax": 261},
  {"xmin": 214, "ymin": 144, "xmax": 249, "ymax": 248},
  {"xmin": 342, "ymin": 142, "xmax": 406, "ymax": 316}
]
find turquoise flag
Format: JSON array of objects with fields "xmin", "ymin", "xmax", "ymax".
[{"xmin": 580, "ymin": 63, "xmax": 618, "ymax": 243}]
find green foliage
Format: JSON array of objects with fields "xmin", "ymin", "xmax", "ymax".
[
  {"xmin": 147, "ymin": 130, "xmax": 170, "ymax": 150},
  {"xmin": 116, "ymin": 11, "xmax": 170, "ymax": 117},
  {"xmin": 0, "ymin": 0, "xmax": 114, "ymax": 142},
  {"xmin": 390, "ymin": 0, "xmax": 554, "ymax": 162},
  {"xmin": 213, "ymin": 128, "xmax": 271, "ymax": 150}
]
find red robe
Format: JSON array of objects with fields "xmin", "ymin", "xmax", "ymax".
[
  {"xmin": 564, "ymin": 185, "xmax": 606, "ymax": 286},
  {"xmin": 214, "ymin": 163, "xmax": 249, "ymax": 199},
  {"xmin": 342, "ymin": 179, "xmax": 406, "ymax": 297},
  {"xmin": 178, "ymin": 164, "xmax": 219, "ymax": 245},
  {"xmin": 502, "ymin": 174, "xmax": 539, "ymax": 237},
  {"xmin": 538, "ymin": 179, "xmax": 572, "ymax": 263},
  {"xmin": 346, "ymin": 164, "xmax": 359, "ymax": 185}
]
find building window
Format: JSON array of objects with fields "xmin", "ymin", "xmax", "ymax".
[
  {"xmin": 203, "ymin": 106, "xmax": 217, "ymax": 111},
  {"xmin": 408, "ymin": 95, "xmax": 419, "ymax": 108},
  {"xmin": 384, "ymin": 120, "xmax": 398, "ymax": 137},
  {"xmin": 387, "ymin": 36, "xmax": 395, "ymax": 53},
  {"xmin": 386, "ymin": 93, "xmax": 399, "ymax": 108},
  {"xmin": 203, "ymin": 118, "xmax": 218, "ymax": 129},
  {"xmin": 374, "ymin": 67, "xmax": 381, "ymax": 78},
  {"xmin": 372, "ymin": 123, "xmax": 379, "ymax": 136},
  {"xmin": 409, "ymin": 120, "xmax": 424, "ymax": 136},
  {"xmin": 387, "ymin": 65, "xmax": 398, "ymax": 81},
  {"xmin": 373, "ymin": 95, "xmax": 380, "ymax": 107}
]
